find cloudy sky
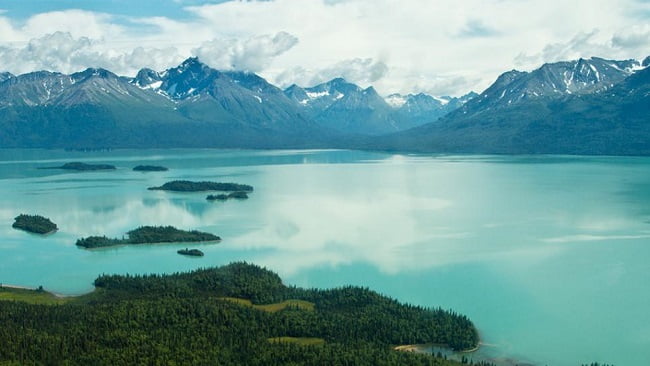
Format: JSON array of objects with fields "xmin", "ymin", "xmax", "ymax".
[{"xmin": 0, "ymin": 0, "xmax": 648, "ymax": 96}]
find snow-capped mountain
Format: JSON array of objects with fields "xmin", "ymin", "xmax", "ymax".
[
  {"xmin": 376, "ymin": 56, "xmax": 650, "ymax": 155},
  {"xmin": 285, "ymin": 78, "xmax": 395, "ymax": 135},
  {"xmin": 385, "ymin": 92, "xmax": 478, "ymax": 129},
  {"xmin": 132, "ymin": 68, "xmax": 162, "ymax": 90},
  {"xmin": 128, "ymin": 58, "xmax": 316, "ymax": 131},
  {"xmin": 0, "ymin": 68, "xmax": 170, "ymax": 108},
  {"xmin": 285, "ymin": 79, "xmax": 474, "ymax": 135},
  {"xmin": 0, "ymin": 58, "xmax": 330, "ymax": 148},
  {"xmin": 285, "ymin": 78, "xmax": 361, "ymax": 111},
  {"xmin": 469, "ymin": 57, "xmax": 639, "ymax": 112},
  {"xmin": 1, "ymin": 55, "xmax": 647, "ymax": 154}
]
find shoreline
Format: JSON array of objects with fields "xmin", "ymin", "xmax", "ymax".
[
  {"xmin": 1, "ymin": 283, "xmax": 85, "ymax": 298},
  {"xmin": 82, "ymin": 239, "xmax": 222, "ymax": 250},
  {"xmin": 0, "ymin": 283, "xmax": 35, "ymax": 290},
  {"xmin": 13, "ymin": 227, "xmax": 58, "ymax": 236},
  {"xmin": 393, "ymin": 341, "xmax": 481, "ymax": 354}
]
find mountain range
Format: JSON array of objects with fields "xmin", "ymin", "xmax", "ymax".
[
  {"xmin": 284, "ymin": 78, "xmax": 476, "ymax": 135},
  {"xmin": 0, "ymin": 55, "xmax": 648, "ymax": 154},
  {"xmin": 373, "ymin": 56, "xmax": 650, "ymax": 154}
]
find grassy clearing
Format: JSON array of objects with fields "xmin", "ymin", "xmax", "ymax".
[
  {"xmin": 267, "ymin": 337, "xmax": 325, "ymax": 346},
  {"xmin": 0, "ymin": 287, "xmax": 70, "ymax": 305},
  {"xmin": 219, "ymin": 297, "xmax": 315, "ymax": 313}
]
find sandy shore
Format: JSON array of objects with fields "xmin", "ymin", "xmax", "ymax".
[
  {"xmin": 0, "ymin": 284, "xmax": 35, "ymax": 290},
  {"xmin": 394, "ymin": 342, "xmax": 481, "ymax": 354}
]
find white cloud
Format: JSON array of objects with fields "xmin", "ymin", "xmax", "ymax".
[
  {"xmin": 274, "ymin": 57, "xmax": 388, "ymax": 88},
  {"xmin": 192, "ymin": 31, "xmax": 298, "ymax": 72},
  {"xmin": 612, "ymin": 24, "xmax": 650, "ymax": 49},
  {"xmin": 20, "ymin": 10, "xmax": 124, "ymax": 40},
  {"xmin": 514, "ymin": 29, "xmax": 650, "ymax": 69},
  {"xmin": 0, "ymin": 31, "xmax": 184, "ymax": 75},
  {"xmin": 0, "ymin": 0, "xmax": 648, "ymax": 96}
]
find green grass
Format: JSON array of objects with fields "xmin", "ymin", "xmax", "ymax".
[
  {"xmin": 267, "ymin": 337, "xmax": 325, "ymax": 346},
  {"xmin": 0, "ymin": 287, "xmax": 70, "ymax": 305},
  {"xmin": 219, "ymin": 297, "xmax": 315, "ymax": 313}
]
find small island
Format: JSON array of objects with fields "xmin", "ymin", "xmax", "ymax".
[
  {"xmin": 133, "ymin": 165, "xmax": 168, "ymax": 172},
  {"xmin": 177, "ymin": 248, "xmax": 204, "ymax": 257},
  {"xmin": 12, "ymin": 214, "xmax": 58, "ymax": 235},
  {"xmin": 39, "ymin": 162, "xmax": 116, "ymax": 171},
  {"xmin": 148, "ymin": 180, "xmax": 253, "ymax": 192},
  {"xmin": 76, "ymin": 226, "xmax": 220, "ymax": 249},
  {"xmin": 207, "ymin": 191, "xmax": 249, "ymax": 201}
]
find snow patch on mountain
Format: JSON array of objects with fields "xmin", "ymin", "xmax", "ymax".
[{"xmin": 385, "ymin": 93, "xmax": 407, "ymax": 108}]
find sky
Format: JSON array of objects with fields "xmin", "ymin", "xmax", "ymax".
[{"xmin": 0, "ymin": 0, "xmax": 648, "ymax": 96}]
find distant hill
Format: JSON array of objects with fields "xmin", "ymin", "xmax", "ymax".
[{"xmin": 373, "ymin": 57, "xmax": 650, "ymax": 155}]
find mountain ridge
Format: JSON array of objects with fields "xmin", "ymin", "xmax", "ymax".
[
  {"xmin": 372, "ymin": 56, "xmax": 650, "ymax": 155},
  {"xmin": 0, "ymin": 55, "xmax": 647, "ymax": 154}
]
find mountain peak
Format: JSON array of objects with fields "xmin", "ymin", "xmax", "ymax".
[
  {"xmin": 161, "ymin": 58, "xmax": 222, "ymax": 99},
  {"xmin": 363, "ymin": 86, "xmax": 378, "ymax": 95},
  {"xmin": 179, "ymin": 57, "xmax": 203, "ymax": 68},
  {"xmin": 329, "ymin": 77, "xmax": 347, "ymax": 84},
  {"xmin": 71, "ymin": 68, "xmax": 117, "ymax": 82},
  {"xmin": 167, "ymin": 57, "xmax": 215, "ymax": 78},
  {"xmin": 385, "ymin": 93, "xmax": 407, "ymax": 108},
  {"xmin": 133, "ymin": 68, "xmax": 162, "ymax": 89},
  {"xmin": 223, "ymin": 70, "xmax": 280, "ymax": 94},
  {"xmin": 0, "ymin": 72, "xmax": 14, "ymax": 83}
]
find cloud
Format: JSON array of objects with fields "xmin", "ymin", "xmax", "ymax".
[
  {"xmin": 0, "ymin": 31, "xmax": 184, "ymax": 75},
  {"xmin": 274, "ymin": 57, "xmax": 388, "ymax": 88},
  {"xmin": 0, "ymin": 30, "xmax": 297, "ymax": 76},
  {"xmin": 20, "ymin": 10, "xmax": 125, "ymax": 40},
  {"xmin": 457, "ymin": 19, "xmax": 500, "ymax": 38},
  {"xmin": 612, "ymin": 25, "xmax": 650, "ymax": 49},
  {"xmin": 1, "ymin": 0, "xmax": 649, "ymax": 96},
  {"xmin": 514, "ymin": 27, "xmax": 650, "ymax": 70},
  {"xmin": 192, "ymin": 31, "xmax": 298, "ymax": 72}
]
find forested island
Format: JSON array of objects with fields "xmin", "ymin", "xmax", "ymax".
[
  {"xmin": 0, "ymin": 262, "xmax": 488, "ymax": 365},
  {"xmin": 12, "ymin": 214, "xmax": 58, "ymax": 234},
  {"xmin": 177, "ymin": 248, "xmax": 204, "ymax": 257},
  {"xmin": 207, "ymin": 191, "xmax": 250, "ymax": 201},
  {"xmin": 39, "ymin": 162, "xmax": 116, "ymax": 171},
  {"xmin": 76, "ymin": 226, "xmax": 220, "ymax": 249},
  {"xmin": 133, "ymin": 165, "xmax": 168, "ymax": 171},
  {"xmin": 149, "ymin": 180, "xmax": 253, "ymax": 192}
]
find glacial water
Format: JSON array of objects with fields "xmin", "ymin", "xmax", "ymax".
[{"xmin": 0, "ymin": 149, "xmax": 649, "ymax": 366}]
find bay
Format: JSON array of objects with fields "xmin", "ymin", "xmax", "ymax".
[{"xmin": 0, "ymin": 148, "xmax": 649, "ymax": 366}]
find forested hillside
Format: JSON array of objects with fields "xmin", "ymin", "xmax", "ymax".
[{"xmin": 0, "ymin": 262, "xmax": 484, "ymax": 366}]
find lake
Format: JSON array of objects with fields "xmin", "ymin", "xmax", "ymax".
[{"xmin": 1, "ymin": 149, "xmax": 649, "ymax": 366}]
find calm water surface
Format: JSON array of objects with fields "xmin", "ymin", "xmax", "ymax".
[{"xmin": 0, "ymin": 149, "xmax": 649, "ymax": 366}]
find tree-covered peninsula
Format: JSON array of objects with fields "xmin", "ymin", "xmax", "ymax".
[
  {"xmin": 148, "ymin": 180, "xmax": 253, "ymax": 192},
  {"xmin": 76, "ymin": 226, "xmax": 220, "ymax": 249},
  {"xmin": 39, "ymin": 162, "xmax": 116, "ymax": 171},
  {"xmin": 12, "ymin": 214, "xmax": 58, "ymax": 234},
  {"xmin": 0, "ymin": 262, "xmax": 487, "ymax": 365},
  {"xmin": 133, "ymin": 165, "xmax": 168, "ymax": 171}
]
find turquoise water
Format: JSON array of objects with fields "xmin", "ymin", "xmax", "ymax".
[{"xmin": 1, "ymin": 149, "xmax": 649, "ymax": 366}]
